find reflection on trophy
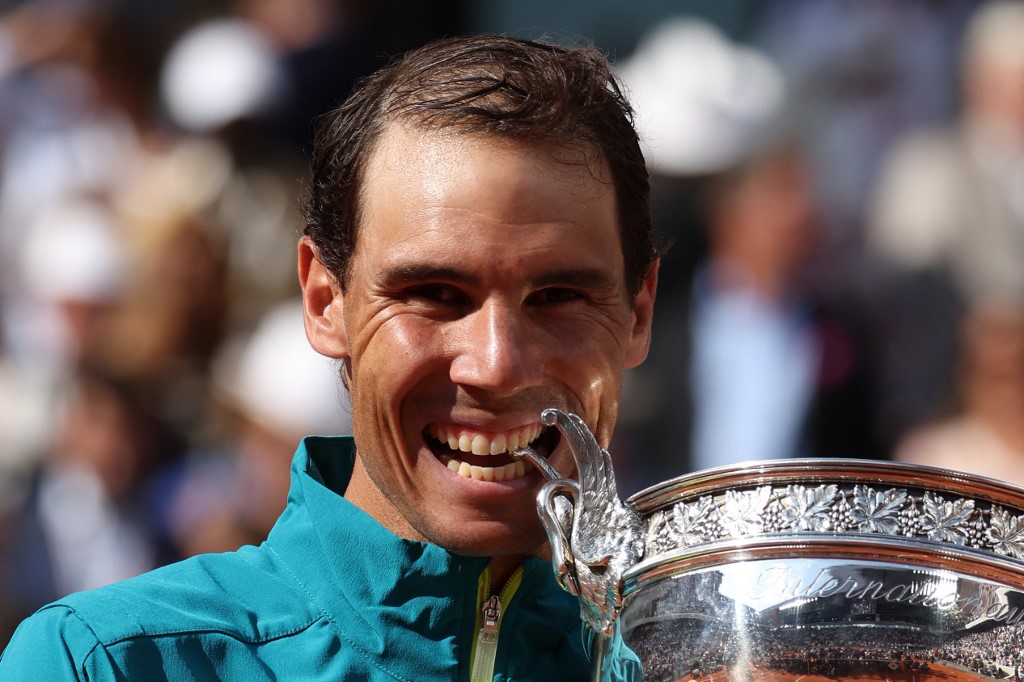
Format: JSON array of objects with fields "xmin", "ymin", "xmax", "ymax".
[{"xmin": 515, "ymin": 409, "xmax": 1024, "ymax": 682}]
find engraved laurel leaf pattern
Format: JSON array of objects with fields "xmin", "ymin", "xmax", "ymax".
[
  {"xmin": 780, "ymin": 484, "xmax": 838, "ymax": 531},
  {"xmin": 919, "ymin": 492, "xmax": 975, "ymax": 545},
  {"xmin": 849, "ymin": 485, "xmax": 907, "ymax": 534},
  {"xmin": 671, "ymin": 495, "xmax": 717, "ymax": 546},
  {"xmin": 988, "ymin": 506, "xmax": 1024, "ymax": 559},
  {"xmin": 644, "ymin": 512, "xmax": 673, "ymax": 555},
  {"xmin": 640, "ymin": 480, "xmax": 1024, "ymax": 572},
  {"xmin": 720, "ymin": 486, "xmax": 773, "ymax": 537}
]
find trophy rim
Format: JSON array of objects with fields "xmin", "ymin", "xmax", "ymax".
[
  {"xmin": 628, "ymin": 457, "xmax": 1024, "ymax": 514},
  {"xmin": 626, "ymin": 457, "xmax": 1024, "ymax": 591}
]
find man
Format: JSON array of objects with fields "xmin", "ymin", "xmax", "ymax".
[
  {"xmin": 0, "ymin": 34, "xmax": 660, "ymax": 680},
  {"xmin": 867, "ymin": 0, "xmax": 1024, "ymax": 446}
]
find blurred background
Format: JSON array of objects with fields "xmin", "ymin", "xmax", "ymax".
[{"xmin": 1, "ymin": 0, "xmax": 1023, "ymax": 648}]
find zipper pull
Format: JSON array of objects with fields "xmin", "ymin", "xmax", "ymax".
[
  {"xmin": 470, "ymin": 596, "xmax": 502, "ymax": 682},
  {"xmin": 480, "ymin": 596, "xmax": 501, "ymax": 641}
]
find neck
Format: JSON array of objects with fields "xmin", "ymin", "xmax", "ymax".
[
  {"xmin": 345, "ymin": 454, "xmax": 539, "ymax": 590},
  {"xmin": 488, "ymin": 555, "xmax": 527, "ymax": 592},
  {"xmin": 343, "ymin": 455, "xmax": 423, "ymax": 541}
]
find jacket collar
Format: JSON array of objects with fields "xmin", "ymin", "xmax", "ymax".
[{"xmin": 267, "ymin": 436, "xmax": 489, "ymax": 679}]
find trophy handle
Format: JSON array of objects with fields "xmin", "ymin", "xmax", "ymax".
[{"xmin": 514, "ymin": 409, "xmax": 645, "ymax": 636}]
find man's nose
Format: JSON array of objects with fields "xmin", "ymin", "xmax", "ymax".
[{"xmin": 448, "ymin": 301, "xmax": 543, "ymax": 397}]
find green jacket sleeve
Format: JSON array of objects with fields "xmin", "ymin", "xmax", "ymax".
[
  {"xmin": 582, "ymin": 621, "xmax": 644, "ymax": 681},
  {"xmin": 0, "ymin": 605, "xmax": 115, "ymax": 681}
]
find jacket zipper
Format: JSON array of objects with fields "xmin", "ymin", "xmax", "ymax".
[{"xmin": 469, "ymin": 564, "xmax": 525, "ymax": 682}]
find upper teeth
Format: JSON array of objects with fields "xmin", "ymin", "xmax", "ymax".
[
  {"xmin": 429, "ymin": 423, "xmax": 542, "ymax": 456},
  {"xmin": 428, "ymin": 423, "xmax": 544, "ymax": 482}
]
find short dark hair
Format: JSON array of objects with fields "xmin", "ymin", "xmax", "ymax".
[{"xmin": 303, "ymin": 34, "xmax": 660, "ymax": 298}]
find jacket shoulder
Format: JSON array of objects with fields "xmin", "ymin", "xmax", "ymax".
[
  {"xmin": 0, "ymin": 603, "xmax": 103, "ymax": 680},
  {"xmin": 46, "ymin": 544, "xmax": 320, "ymax": 647}
]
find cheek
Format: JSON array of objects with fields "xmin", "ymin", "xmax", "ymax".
[
  {"xmin": 549, "ymin": 335, "xmax": 625, "ymax": 411},
  {"xmin": 569, "ymin": 328, "xmax": 631, "ymax": 427},
  {"xmin": 349, "ymin": 318, "xmax": 446, "ymax": 399}
]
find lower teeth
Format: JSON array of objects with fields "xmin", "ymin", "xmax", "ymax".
[{"xmin": 447, "ymin": 459, "xmax": 527, "ymax": 481}]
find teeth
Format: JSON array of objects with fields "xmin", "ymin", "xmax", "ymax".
[
  {"xmin": 435, "ymin": 424, "xmax": 541, "ymax": 457},
  {"xmin": 490, "ymin": 434, "xmax": 506, "ymax": 455},
  {"xmin": 445, "ymin": 458, "xmax": 530, "ymax": 482},
  {"xmin": 471, "ymin": 434, "xmax": 489, "ymax": 455},
  {"xmin": 433, "ymin": 423, "xmax": 546, "ymax": 482}
]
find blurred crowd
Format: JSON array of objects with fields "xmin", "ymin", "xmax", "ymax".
[
  {"xmin": 1, "ymin": 0, "xmax": 1023, "ymax": 651},
  {"xmin": 611, "ymin": 0, "xmax": 1024, "ymax": 495}
]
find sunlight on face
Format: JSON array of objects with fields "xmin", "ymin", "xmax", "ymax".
[{"xmin": 328, "ymin": 124, "xmax": 655, "ymax": 557}]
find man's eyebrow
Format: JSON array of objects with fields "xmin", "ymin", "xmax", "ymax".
[
  {"xmin": 378, "ymin": 263, "xmax": 482, "ymax": 287},
  {"xmin": 377, "ymin": 263, "xmax": 620, "ymax": 292},
  {"xmin": 530, "ymin": 268, "xmax": 621, "ymax": 293}
]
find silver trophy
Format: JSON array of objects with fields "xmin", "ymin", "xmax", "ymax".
[{"xmin": 515, "ymin": 409, "xmax": 1024, "ymax": 682}]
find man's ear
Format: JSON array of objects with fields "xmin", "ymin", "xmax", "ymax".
[
  {"xmin": 298, "ymin": 236, "xmax": 348, "ymax": 359},
  {"xmin": 625, "ymin": 259, "xmax": 659, "ymax": 368}
]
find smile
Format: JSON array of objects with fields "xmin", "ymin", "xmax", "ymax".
[{"xmin": 424, "ymin": 423, "xmax": 559, "ymax": 481}]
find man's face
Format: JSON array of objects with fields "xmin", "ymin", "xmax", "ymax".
[{"xmin": 301, "ymin": 124, "xmax": 656, "ymax": 558}]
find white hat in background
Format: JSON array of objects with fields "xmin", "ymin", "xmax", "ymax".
[
  {"xmin": 20, "ymin": 198, "xmax": 129, "ymax": 303},
  {"xmin": 3, "ymin": 198, "xmax": 129, "ymax": 368},
  {"xmin": 214, "ymin": 300, "xmax": 350, "ymax": 437},
  {"xmin": 160, "ymin": 18, "xmax": 287, "ymax": 133},
  {"xmin": 617, "ymin": 18, "xmax": 785, "ymax": 176}
]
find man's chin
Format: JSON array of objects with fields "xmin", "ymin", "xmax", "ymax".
[{"xmin": 428, "ymin": 526, "xmax": 549, "ymax": 560}]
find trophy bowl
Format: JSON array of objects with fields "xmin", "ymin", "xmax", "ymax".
[{"xmin": 516, "ymin": 410, "xmax": 1024, "ymax": 682}]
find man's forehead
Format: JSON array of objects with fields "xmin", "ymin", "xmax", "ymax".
[
  {"xmin": 358, "ymin": 125, "xmax": 617, "ymax": 236},
  {"xmin": 365, "ymin": 121, "xmax": 613, "ymax": 188},
  {"xmin": 351, "ymin": 121, "xmax": 624, "ymax": 273}
]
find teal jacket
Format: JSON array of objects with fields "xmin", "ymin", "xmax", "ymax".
[{"xmin": 0, "ymin": 436, "xmax": 591, "ymax": 680}]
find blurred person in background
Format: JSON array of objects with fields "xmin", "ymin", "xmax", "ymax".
[
  {"xmin": 0, "ymin": 192, "xmax": 139, "ymax": 644},
  {"xmin": 687, "ymin": 148, "xmax": 878, "ymax": 473},
  {"xmin": 0, "ymin": 367, "xmax": 181, "ymax": 648},
  {"xmin": 868, "ymin": 0, "xmax": 1024, "ymax": 450},
  {"xmin": 0, "ymin": 198, "xmax": 130, "ymax": 506},
  {"xmin": 895, "ymin": 299, "xmax": 1024, "ymax": 487},
  {"xmin": 611, "ymin": 20, "xmax": 880, "ymax": 492},
  {"xmin": 165, "ymin": 300, "xmax": 349, "ymax": 558},
  {"xmin": 755, "ymin": 0, "xmax": 979, "ymax": 251},
  {"xmin": 155, "ymin": 0, "xmax": 384, "ymax": 318},
  {"xmin": 231, "ymin": 0, "xmax": 383, "ymax": 151},
  {"xmin": 96, "ymin": 216, "xmax": 231, "ymax": 450},
  {"xmin": 0, "ymin": 196, "xmax": 198, "ymax": 648},
  {"xmin": 0, "ymin": 3, "xmax": 168, "ymax": 278},
  {"xmin": 614, "ymin": 18, "xmax": 786, "ymax": 302},
  {"xmin": 615, "ymin": 145, "xmax": 880, "ymax": 492},
  {"xmin": 0, "ymin": 2, "xmax": 231, "ymax": 481}
]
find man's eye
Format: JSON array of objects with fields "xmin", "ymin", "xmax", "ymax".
[
  {"xmin": 529, "ymin": 288, "xmax": 585, "ymax": 305},
  {"xmin": 403, "ymin": 284, "xmax": 466, "ymax": 305}
]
